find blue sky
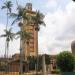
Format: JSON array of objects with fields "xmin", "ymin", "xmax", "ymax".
[
  {"xmin": 0, "ymin": 0, "xmax": 71, "ymax": 23},
  {"xmin": 0, "ymin": 0, "xmax": 75, "ymax": 56}
]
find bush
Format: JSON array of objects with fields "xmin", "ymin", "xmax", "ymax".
[
  {"xmin": 44, "ymin": 54, "xmax": 50, "ymax": 65},
  {"xmin": 28, "ymin": 56, "xmax": 36, "ymax": 70},
  {"xmin": 56, "ymin": 51, "xmax": 75, "ymax": 72}
]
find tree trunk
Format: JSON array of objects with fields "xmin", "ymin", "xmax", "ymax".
[
  {"xmin": 36, "ymin": 29, "xmax": 38, "ymax": 75},
  {"xmin": 19, "ymin": 32, "xmax": 23, "ymax": 75}
]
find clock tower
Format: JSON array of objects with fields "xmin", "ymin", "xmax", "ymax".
[{"xmin": 22, "ymin": 3, "xmax": 38, "ymax": 60}]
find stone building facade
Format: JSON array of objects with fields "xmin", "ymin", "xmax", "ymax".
[{"xmin": 22, "ymin": 3, "xmax": 38, "ymax": 60}]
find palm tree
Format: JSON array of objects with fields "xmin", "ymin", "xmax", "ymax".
[
  {"xmin": 0, "ymin": 28, "xmax": 15, "ymax": 72},
  {"xmin": 10, "ymin": 5, "xmax": 27, "ymax": 25},
  {"xmin": 33, "ymin": 11, "xmax": 45, "ymax": 31},
  {"xmin": 15, "ymin": 29, "xmax": 32, "ymax": 74},
  {"xmin": 18, "ymin": 28, "xmax": 31, "ymax": 75},
  {"xmin": 9, "ymin": 6, "xmax": 30, "ymax": 74},
  {"xmin": 32, "ymin": 11, "xmax": 46, "ymax": 74},
  {"xmin": 1, "ymin": 0, "xmax": 13, "ymax": 61},
  {"xmin": 0, "ymin": 28, "xmax": 15, "ymax": 58},
  {"xmin": 1, "ymin": 1, "xmax": 13, "ymax": 29}
]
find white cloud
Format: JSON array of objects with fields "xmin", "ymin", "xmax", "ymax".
[
  {"xmin": 0, "ymin": 24, "xmax": 6, "ymax": 57},
  {"xmin": 38, "ymin": 1, "xmax": 75, "ymax": 55},
  {"xmin": 45, "ymin": 0, "xmax": 58, "ymax": 12},
  {"xmin": 46, "ymin": 0, "xmax": 58, "ymax": 8},
  {"xmin": 9, "ymin": 38, "xmax": 20, "ymax": 56}
]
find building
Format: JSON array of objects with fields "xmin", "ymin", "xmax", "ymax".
[{"xmin": 21, "ymin": 3, "xmax": 38, "ymax": 60}]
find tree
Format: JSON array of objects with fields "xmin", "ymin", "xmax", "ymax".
[
  {"xmin": 33, "ymin": 11, "xmax": 46, "ymax": 31},
  {"xmin": 27, "ymin": 56, "xmax": 36, "ymax": 70},
  {"xmin": 0, "ymin": 28, "xmax": 15, "ymax": 58},
  {"xmin": 1, "ymin": 1, "xmax": 13, "ymax": 63},
  {"xmin": 9, "ymin": 5, "xmax": 27, "ymax": 25},
  {"xmin": 56, "ymin": 51, "xmax": 75, "ymax": 72},
  {"xmin": 45, "ymin": 54, "xmax": 50, "ymax": 65},
  {"xmin": 16, "ymin": 29, "xmax": 32, "ymax": 74},
  {"xmin": 27, "ymin": 55, "xmax": 42, "ymax": 71},
  {"xmin": 0, "ymin": 28, "xmax": 15, "ymax": 72},
  {"xmin": 1, "ymin": 1, "xmax": 13, "ymax": 62},
  {"xmin": 32, "ymin": 11, "xmax": 46, "ymax": 74},
  {"xmin": 1, "ymin": 1, "xmax": 13, "ymax": 29},
  {"xmin": 9, "ymin": 6, "xmax": 30, "ymax": 74}
]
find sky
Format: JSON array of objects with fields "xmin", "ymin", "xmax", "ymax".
[{"xmin": 0, "ymin": 0, "xmax": 75, "ymax": 56}]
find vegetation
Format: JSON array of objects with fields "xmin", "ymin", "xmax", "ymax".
[
  {"xmin": 1, "ymin": 1, "xmax": 13, "ymax": 72},
  {"xmin": 32, "ymin": 11, "xmax": 46, "ymax": 31},
  {"xmin": 45, "ymin": 54, "xmax": 50, "ymax": 65},
  {"xmin": 1, "ymin": 1, "xmax": 13, "ymax": 29},
  {"xmin": 10, "ymin": 5, "xmax": 28, "ymax": 25},
  {"xmin": 27, "ymin": 56, "xmax": 36, "ymax": 70},
  {"xmin": 1, "ymin": 1, "xmax": 13, "ymax": 58},
  {"xmin": 27, "ymin": 54, "xmax": 50, "ymax": 71},
  {"xmin": 56, "ymin": 51, "xmax": 75, "ymax": 72},
  {"xmin": 0, "ymin": 28, "xmax": 15, "ymax": 58},
  {"xmin": 9, "ymin": 3, "xmax": 31, "ymax": 74},
  {"xmin": 51, "ymin": 70, "xmax": 60, "ymax": 74}
]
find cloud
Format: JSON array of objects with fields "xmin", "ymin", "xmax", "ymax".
[
  {"xmin": 46, "ymin": 0, "xmax": 58, "ymax": 8},
  {"xmin": 0, "ymin": 24, "xmax": 6, "ymax": 57},
  {"xmin": 38, "ymin": 1, "xmax": 75, "ymax": 55}
]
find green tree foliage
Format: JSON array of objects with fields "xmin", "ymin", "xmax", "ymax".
[
  {"xmin": 27, "ymin": 56, "xmax": 36, "ymax": 70},
  {"xmin": 32, "ymin": 11, "xmax": 45, "ymax": 31},
  {"xmin": 0, "ymin": 28, "xmax": 15, "ymax": 58},
  {"xmin": 9, "ymin": 5, "xmax": 27, "ymax": 25},
  {"xmin": 45, "ymin": 54, "xmax": 50, "ymax": 65},
  {"xmin": 32, "ymin": 11, "xmax": 46, "ymax": 74},
  {"xmin": 27, "ymin": 54, "xmax": 50, "ymax": 71},
  {"xmin": 1, "ymin": 1, "xmax": 13, "ymax": 29},
  {"xmin": 56, "ymin": 51, "xmax": 75, "ymax": 72},
  {"xmin": 1, "ymin": 1, "xmax": 13, "ymax": 13}
]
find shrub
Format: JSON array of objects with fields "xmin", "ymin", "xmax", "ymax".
[
  {"xmin": 56, "ymin": 51, "xmax": 75, "ymax": 72},
  {"xmin": 28, "ymin": 56, "xmax": 36, "ymax": 70},
  {"xmin": 44, "ymin": 54, "xmax": 50, "ymax": 65}
]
